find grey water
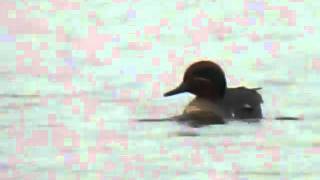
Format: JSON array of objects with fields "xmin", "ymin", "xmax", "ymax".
[{"xmin": 1, "ymin": 0, "xmax": 320, "ymax": 179}]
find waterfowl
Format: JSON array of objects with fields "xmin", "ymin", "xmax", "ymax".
[{"xmin": 164, "ymin": 60, "xmax": 263, "ymax": 126}]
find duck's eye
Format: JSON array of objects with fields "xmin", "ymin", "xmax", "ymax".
[
  {"xmin": 192, "ymin": 77, "xmax": 211, "ymax": 83},
  {"xmin": 191, "ymin": 77, "xmax": 213, "ymax": 90}
]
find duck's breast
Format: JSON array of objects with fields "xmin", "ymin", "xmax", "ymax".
[{"xmin": 181, "ymin": 98, "xmax": 225, "ymax": 127}]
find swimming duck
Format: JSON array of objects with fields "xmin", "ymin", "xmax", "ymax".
[{"xmin": 164, "ymin": 60, "xmax": 263, "ymax": 127}]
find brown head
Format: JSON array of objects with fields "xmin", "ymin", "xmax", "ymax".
[{"xmin": 164, "ymin": 61, "xmax": 227, "ymax": 101}]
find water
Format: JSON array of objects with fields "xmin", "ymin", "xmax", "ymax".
[{"xmin": 1, "ymin": 0, "xmax": 320, "ymax": 179}]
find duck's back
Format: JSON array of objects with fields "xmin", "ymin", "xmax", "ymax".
[{"xmin": 221, "ymin": 87, "xmax": 263, "ymax": 121}]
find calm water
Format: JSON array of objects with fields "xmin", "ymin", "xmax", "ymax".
[{"xmin": 1, "ymin": 0, "xmax": 320, "ymax": 179}]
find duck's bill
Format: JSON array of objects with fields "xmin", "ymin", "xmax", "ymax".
[{"xmin": 164, "ymin": 83, "xmax": 187, "ymax": 97}]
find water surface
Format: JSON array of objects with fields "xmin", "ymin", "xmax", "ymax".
[{"xmin": 1, "ymin": 0, "xmax": 320, "ymax": 179}]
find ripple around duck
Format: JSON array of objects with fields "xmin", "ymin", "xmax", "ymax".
[
  {"xmin": 0, "ymin": 94, "xmax": 40, "ymax": 99},
  {"xmin": 239, "ymin": 170, "xmax": 320, "ymax": 177}
]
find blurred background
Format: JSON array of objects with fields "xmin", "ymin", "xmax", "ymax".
[{"xmin": 1, "ymin": 0, "xmax": 320, "ymax": 179}]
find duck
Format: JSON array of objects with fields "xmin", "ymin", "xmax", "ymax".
[{"xmin": 164, "ymin": 60, "xmax": 263, "ymax": 127}]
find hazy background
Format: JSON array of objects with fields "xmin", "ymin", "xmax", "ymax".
[{"xmin": 1, "ymin": 0, "xmax": 320, "ymax": 179}]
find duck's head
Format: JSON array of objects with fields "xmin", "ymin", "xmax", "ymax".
[{"xmin": 164, "ymin": 61, "xmax": 227, "ymax": 101}]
